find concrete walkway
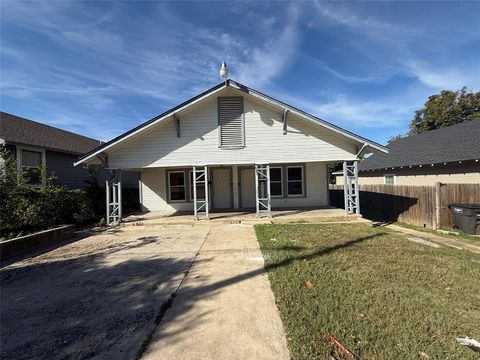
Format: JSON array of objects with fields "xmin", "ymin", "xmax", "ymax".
[
  {"xmin": 141, "ymin": 223, "xmax": 290, "ymax": 360},
  {"xmin": 386, "ymin": 224, "xmax": 480, "ymax": 254}
]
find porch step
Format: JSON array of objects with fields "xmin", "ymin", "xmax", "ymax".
[{"xmin": 123, "ymin": 213, "xmax": 366, "ymax": 227}]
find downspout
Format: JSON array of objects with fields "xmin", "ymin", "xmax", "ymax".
[{"xmin": 283, "ymin": 109, "xmax": 289, "ymax": 135}]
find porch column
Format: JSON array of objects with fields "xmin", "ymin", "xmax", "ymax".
[
  {"xmin": 106, "ymin": 169, "xmax": 122, "ymax": 225},
  {"xmin": 343, "ymin": 161, "xmax": 360, "ymax": 215},
  {"xmin": 232, "ymin": 165, "xmax": 240, "ymax": 209},
  {"xmin": 255, "ymin": 164, "xmax": 272, "ymax": 218},
  {"xmin": 193, "ymin": 165, "xmax": 209, "ymax": 220}
]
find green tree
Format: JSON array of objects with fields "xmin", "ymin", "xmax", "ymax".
[{"xmin": 409, "ymin": 87, "xmax": 480, "ymax": 134}]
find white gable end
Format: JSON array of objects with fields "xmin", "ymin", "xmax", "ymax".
[{"xmin": 108, "ymin": 90, "xmax": 359, "ymax": 169}]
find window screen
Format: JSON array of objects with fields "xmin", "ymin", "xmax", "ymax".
[
  {"xmin": 218, "ymin": 97, "xmax": 244, "ymax": 148},
  {"xmin": 270, "ymin": 167, "xmax": 283, "ymax": 196},
  {"xmin": 21, "ymin": 149, "xmax": 42, "ymax": 185},
  {"xmin": 287, "ymin": 166, "xmax": 304, "ymax": 196},
  {"xmin": 384, "ymin": 175, "xmax": 395, "ymax": 185},
  {"xmin": 169, "ymin": 171, "xmax": 186, "ymax": 201}
]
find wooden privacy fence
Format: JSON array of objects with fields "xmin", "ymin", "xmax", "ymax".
[{"xmin": 329, "ymin": 183, "xmax": 480, "ymax": 229}]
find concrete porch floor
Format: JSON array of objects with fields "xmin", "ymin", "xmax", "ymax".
[{"xmin": 123, "ymin": 207, "xmax": 366, "ymax": 226}]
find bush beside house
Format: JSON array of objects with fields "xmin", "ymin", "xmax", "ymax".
[{"xmin": 0, "ymin": 145, "xmax": 139, "ymax": 240}]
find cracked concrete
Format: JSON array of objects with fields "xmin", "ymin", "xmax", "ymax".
[
  {"xmin": 1, "ymin": 223, "xmax": 290, "ymax": 360},
  {"xmin": 141, "ymin": 223, "xmax": 290, "ymax": 360},
  {"xmin": 0, "ymin": 225, "xmax": 209, "ymax": 360}
]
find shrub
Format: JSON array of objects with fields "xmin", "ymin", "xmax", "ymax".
[{"xmin": 0, "ymin": 145, "xmax": 140, "ymax": 239}]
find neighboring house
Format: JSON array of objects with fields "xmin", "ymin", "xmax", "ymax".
[
  {"xmin": 0, "ymin": 112, "xmax": 138, "ymax": 188},
  {"xmin": 74, "ymin": 79, "xmax": 388, "ymax": 220},
  {"xmin": 332, "ymin": 170, "xmax": 344, "ymax": 185},
  {"xmin": 356, "ymin": 120, "xmax": 480, "ymax": 186}
]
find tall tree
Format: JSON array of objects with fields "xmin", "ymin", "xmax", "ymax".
[{"xmin": 409, "ymin": 87, "xmax": 480, "ymax": 134}]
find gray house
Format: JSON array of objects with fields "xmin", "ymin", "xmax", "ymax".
[{"xmin": 0, "ymin": 112, "xmax": 138, "ymax": 188}]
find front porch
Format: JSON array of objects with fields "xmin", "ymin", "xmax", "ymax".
[
  {"xmin": 122, "ymin": 207, "xmax": 365, "ymax": 226},
  {"xmin": 106, "ymin": 161, "xmax": 361, "ymax": 224}
]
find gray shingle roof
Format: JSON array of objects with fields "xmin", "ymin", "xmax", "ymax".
[
  {"xmin": 0, "ymin": 112, "xmax": 102, "ymax": 155},
  {"xmin": 359, "ymin": 120, "xmax": 480, "ymax": 171}
]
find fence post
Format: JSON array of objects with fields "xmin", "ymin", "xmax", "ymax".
[{"xmin": 435, "ymin": 182, "xmax": 441, "ymax": 229}]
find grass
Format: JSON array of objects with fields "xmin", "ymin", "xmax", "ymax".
[
  {"xmin": 394, "ymin": 221, "xmax": 480, "ymax": 245},
  {"xmin": 255, "ymin": 223, "xmax": 480, "ymax": 359}
]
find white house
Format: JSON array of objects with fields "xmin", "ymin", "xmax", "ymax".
[{"xmin": 75, "ymin": 78, "xmax": 387, "ymax": 223}]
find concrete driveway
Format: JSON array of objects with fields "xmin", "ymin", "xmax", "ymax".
[{"xmin": 1, "ymin": 223, "xmax": 289, "ymax": 360}]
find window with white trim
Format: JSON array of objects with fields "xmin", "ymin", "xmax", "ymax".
[
  {"xmin": 270, "ymin": 167, "xmax": 283, "ymax": 197},
  {"xmin": 218, "ymin": 97, "xmax": 245, "ymax": 148},
  {"xmin": 287, "ymin": 166, "xmax": 304, "ymax": 196},
  {"xmin": 18, "ymin": 148, "xmax": 45, "ymax": 185},
  {"xmin": 384, "ymin": 174, "xmax": 395, "ymax": 185},
  {"xmin": 189, "ymin": 171, "xmax": 206, "ymax": 201},
  {"xmin": 168, "ymin": 171, "xmax": 186, "ymax": 201}
]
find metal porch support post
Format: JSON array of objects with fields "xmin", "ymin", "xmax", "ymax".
[
  {"xmin": 266, "ymin": 164, "xmax": 272, "ymax": 218},
  {"xmin": 117, "ymin": 170, "xmax": 123, "ymax": 221},
  {"xmin": 353, "ymin": 161, "xmax": 360, "ymax": 214},
  {"xmin": 255, "ymin": 164, "xmax": 271, "ymax": 218},
  {"xmin": 193, "ymin": 165, "xmax": 209, "ymax": 221},
  {"xmin": 106, "ymin": 179, "xmax": 110, "ymax": 225},
  {"xmin": 343, "ymin": 161, "xmax": 348, "ymax": 214},
  {"xmin": 112, "ymin": 180, "xmax": 117, "ymax": 222},
  {"xmin": 193, "ymin": 166, "xmax": 198, "ymax": 221},
  {"xmin": 204, "ymin": 165, "xmax": 209, "ymax": 220},
  {"xmin": 105, "ymin": 170, "xmax": 123, "ymax": 225}
]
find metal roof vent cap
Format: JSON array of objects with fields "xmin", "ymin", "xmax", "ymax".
[{"xmin": 220, "ymin": 61, "xmax": 229, "ymax": 80}]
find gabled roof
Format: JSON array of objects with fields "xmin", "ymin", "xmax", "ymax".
[
  {"xmin": 74, "ymin": 79, "xmax": 388, "ymax": 166},
  {"xmin": 359, "ymin": 120, "xmax": 480, "ymax": 171},
  {"xmin": 0, "ymin": 112, "xmax": 103, "ymax": 155}
]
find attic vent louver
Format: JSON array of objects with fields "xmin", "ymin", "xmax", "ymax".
[{"xmin": 218, "ymin": 96, "xmax": 245, "ymax": 148}]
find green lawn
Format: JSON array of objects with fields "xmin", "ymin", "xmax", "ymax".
[{"xmin": 255, "ymin": 223, "xmax": 480, "ymax": 359}]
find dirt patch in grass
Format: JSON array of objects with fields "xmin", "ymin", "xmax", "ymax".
[{"xmin": 256, "ymin": 223, "xmax": 480, "ymax": 359}]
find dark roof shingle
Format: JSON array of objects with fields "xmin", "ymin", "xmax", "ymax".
[
  {"xmin": 0, "ymin": 112, "xmax": 102, "ymax": 155},
  {"xmin": 359, "ymin": 120, "xmax": 480, "ymax": 171}
]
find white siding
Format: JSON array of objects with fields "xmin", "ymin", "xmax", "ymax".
[
  {"xmin": 108, "ymin": 89, "xmax": 357, "ymax": 169},
  {"xmin": 140, "ymin": 168, "xmax": 192, "ymax": 212},
  {"xmin": 272, "ymin": 162, "xmax": 328, "ymax": 208},
  {"xmin": 140, "ymin": 162, "xmax": 328, "ymax": 212}
]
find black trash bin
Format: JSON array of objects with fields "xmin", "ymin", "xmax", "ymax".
[{"xmin": 448, "ymin": 203, "xmax": 480, "ymax": 235}]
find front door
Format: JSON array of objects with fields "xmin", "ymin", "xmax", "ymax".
[
  {"xmin": 212, "ymin": 168, "xmax": 232, "ymax": 209},
  {"xmin": 240, "ymin": 168, "xmax": 256, "ymax": 209}
]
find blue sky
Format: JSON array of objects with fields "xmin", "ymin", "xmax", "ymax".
[{"xmin": 1, "ymin": 1, "xmax": 479, "ymax": 145}]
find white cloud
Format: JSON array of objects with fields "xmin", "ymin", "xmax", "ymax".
[
  {"xmin": 403, "ymin": 60, "xmax": 480, "ymax": 91},
  {"xmin": 310, "ymin": 1, "xmax": 479, "ymax": 91},
  {"xmin": 270, "ymin": 87, "xmax": 431, "ymax": 130},
  {"xmin": 234, "ymin": 5, "xmax": 300, "ymax": 87}
]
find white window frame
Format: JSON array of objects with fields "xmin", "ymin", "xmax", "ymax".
[
  {"xmin": 16, "ymin": 146, "xmax": 46, "ymax": 186},
  {"xmin": 270, "ymin": 166, "xmax": 283, "ymax": 197},
  {"xmin": 286, "ymin": 165, "xmax": 304, "ymax": 197},
  {"xmin": 384, "ymin": 173, "xmax": 396, "ymax": 185},
  {"xmin": 168, "ymin": 170, "xmax": 187, "ymax": 202}
]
